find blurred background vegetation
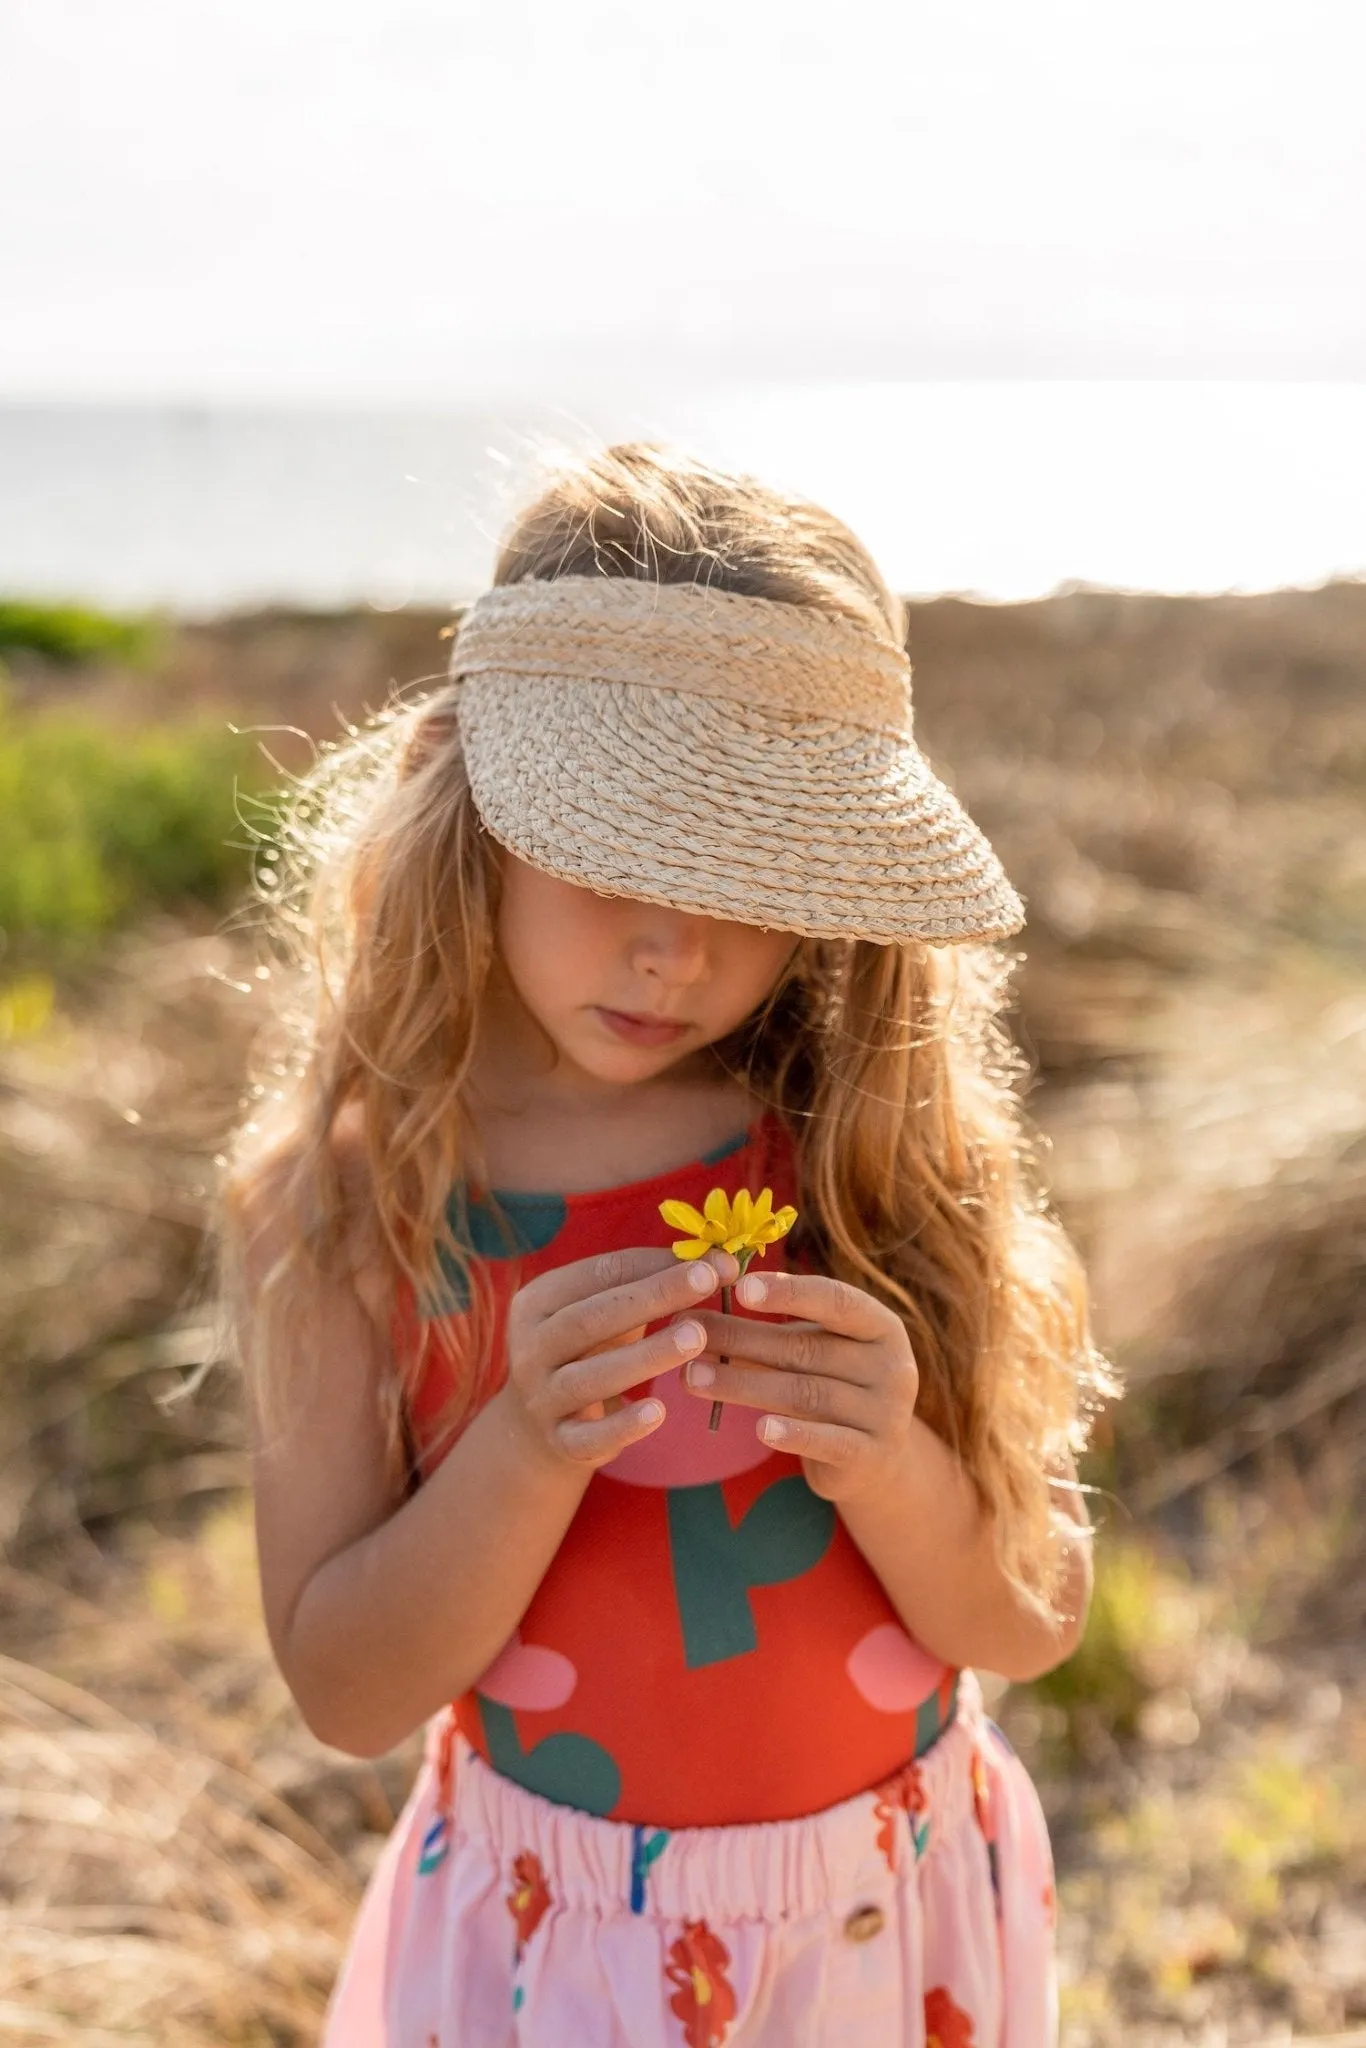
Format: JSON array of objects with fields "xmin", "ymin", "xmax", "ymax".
[{"xmin": 2, "ymin": 586, "xmax": 1365, "ymax": 2045}]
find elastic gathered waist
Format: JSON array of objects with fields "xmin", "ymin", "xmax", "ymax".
[{"xmin": 426, "ymin": 1666, "xmax": 986, "ymax": 1924}]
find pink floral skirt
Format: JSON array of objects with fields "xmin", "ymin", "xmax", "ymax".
[{"xmin": 321, "ymin": 1667, "xmax": 1058, "ymax": 2047}]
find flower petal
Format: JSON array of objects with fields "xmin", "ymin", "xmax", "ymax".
[
  {"xmin": 750, "ymin": 1187, "xmax": 774, "ymax": 1229},
  {"xmin": 750, "ymin": 1203, "xmax": 798, "ymax": 1253},
  {"xmin": 730, "ymin": 1189, "xmax": 754, "ymax": 1238},
  {"xmin": 703, "ymin": 1186, "xmax": 733, "ymax": 1231},
  {"xmin": 672, "ymin": 1237, "xmax": 714, "ymax": 1260},
  {"xmin": 660, "ymin": 1199, "xmax": 708, "ymax": 1236}
]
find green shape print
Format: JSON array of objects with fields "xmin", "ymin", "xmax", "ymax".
[
  {"xmin": 699, "ymin": 1126, "xmax": 750, "ymax": 1165},
  {"xmin": 666, "ymin": 1474, "xmax": 837, "ymax": 1669},
  {"xmin": 476, "ymin": 1696, "xmax": 621, "ymax": 1818},
  {"xmin": 423, "ymin": 1187, "xmax": 568, "ymax": 1316}
]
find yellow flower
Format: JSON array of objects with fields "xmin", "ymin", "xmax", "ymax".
[{"xmin": 659, "ymin": 1185, "xmax": 798, "ymax": 1263}]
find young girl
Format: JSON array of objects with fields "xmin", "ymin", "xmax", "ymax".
[{"xmin": 220, "ymin": 442, "xmax": 1117, "ymax": 2048}]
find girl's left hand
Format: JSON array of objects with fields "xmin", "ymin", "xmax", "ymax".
[{"xmin": 678, "ymin": 1270, "xmax": 919, "ymax": 1503}]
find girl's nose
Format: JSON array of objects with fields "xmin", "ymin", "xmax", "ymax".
[{"xmin": 628, "ymin": 911, "xmax": 711, "ymax": 984}]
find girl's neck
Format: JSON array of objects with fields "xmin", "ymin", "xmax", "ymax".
[
  {"xmin": 465, "ymin": 1075, "xmax": 760, "ymax": 1197},
  {"xmin": 462, "ymin": 1024, "xmax": 757, "ymax": 1196},
  {"xmin": 464, "ymin": 981, "xmax": 758, "ymax": 1196}
]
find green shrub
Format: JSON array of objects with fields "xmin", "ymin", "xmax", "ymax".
[
  {"xmin": 0, "ymin": 682, "xmax": 272, "ymax": 955},
  {"xmin": 0, "ymin": 599, "xmax": 162, "ymax": 667},
  {"xmin": 1025, "ymin": 1533, "xmax": 1201, "ymax": 1746}
]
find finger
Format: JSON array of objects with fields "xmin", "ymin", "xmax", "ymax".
[
  {"xmin": 752, "ymin": 1412, "xmax": 867, "ymax": 1465},
  {"xmin": 685, "ymin": 1312, "xmax": 873, "ymax": 1385},
  {"xmin": 525, "ymin": 1245, "xmax": 739, "ymax": 1324},
  {"xmin": 553, "ymin": 1318, "xmax": 709, "ymax": 1414},
  {"xmin": 733, "ymin": 1269, "xmax": 894, "ymax": 1339},
  {"xmin": 556, "ymin": 1395, "xmax": 667, "ymax": 1465},
  {"xmin": 528, "ymin": 1251, "xmax": 732, "ymax": 1366},
  {"xmin": 520, "ymin": 1247, "xmax": 683, "ymax": 1319},
  {"xmin": 682, "ymin": 1357, "xmax": 876, "ymax": 1428}
]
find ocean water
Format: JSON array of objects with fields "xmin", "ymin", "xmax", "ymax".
[{"xmin": 2, "ymin": 383, "xmax": 1364, "ymax": 615}]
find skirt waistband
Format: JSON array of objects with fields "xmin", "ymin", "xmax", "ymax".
[{"xmin": 425, "ymin": 1666, "xmax": 987, "ymax": 1923}]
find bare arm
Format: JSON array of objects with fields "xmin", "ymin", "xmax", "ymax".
[
  {"xmin": 245, "ymin": 1157, "xmax": 733, "ymax": 1757},
  {"xmin": 250, "ymin": 1324, "xmax": 589, "ymax": 1756},
  {"xmin": 836, "ymin": 1433, "xmax": 1093, "ymax": 1684},
  {"xmin": 680, "ymin": 1267, "xmax": 1093, "ymax": 1686}
]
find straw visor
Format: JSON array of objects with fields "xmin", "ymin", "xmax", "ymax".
[{"xmin": 448, "ymin": 576, "xmax": 1024, "ymax": 945}]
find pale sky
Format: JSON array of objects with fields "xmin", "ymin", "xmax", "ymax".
[{"xmin": 4, "ymin": 0, "xmax": 1365, "ymax": 402}]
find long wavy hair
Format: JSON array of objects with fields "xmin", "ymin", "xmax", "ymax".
[{"xmin": 215, "ymin": 440, "xmax": 1120, "ymax": 1626}]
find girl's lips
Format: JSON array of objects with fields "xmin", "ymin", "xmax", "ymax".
[{"xmin": 596, "ymin": 1007, "xmax": 690, "ymax": 1047}]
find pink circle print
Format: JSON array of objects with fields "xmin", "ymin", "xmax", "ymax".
[
  {"xmin": 606, "ymin": 1369, "xmax": 775, "ymax": 1488},
  {"xmin": 476, "ymin": 1631, "xmax": 578, "ymax": 1711},
  {"xmin": 847, "ymin": 1624, "xmax": 950, "ymax": 1713}
]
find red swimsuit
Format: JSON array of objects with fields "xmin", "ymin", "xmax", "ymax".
[{"xmin": 392, "ymin": 1109, "xmax": 960, "ymax": 1828}]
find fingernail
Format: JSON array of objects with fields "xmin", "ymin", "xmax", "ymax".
[
  {"xmin": 759, "ymin": 1415, "xmax": 787, "ymax": 1445},
  {"xmin": 638, "ymin": 1399, "xmax": 665, "ymax": 1425},
  {"xmin": 738, "ymin": 1274, "xmax": 767, "ymax": 1306},
  {"xmin": 687, "ymin": 1262, "xmax": 718, "ymax": 1292},
  {"xmin": 673, "ymin": 1321, "xmax": 705, "ymax": 1353},
  {"xmin": 685, "ymin": 1361, "xmax": 715, "ymax": 1388}
]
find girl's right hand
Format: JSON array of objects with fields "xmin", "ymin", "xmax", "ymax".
[{"xmin": 500, "ymin": 1246, "xmax": 739, "ymax": 1471}]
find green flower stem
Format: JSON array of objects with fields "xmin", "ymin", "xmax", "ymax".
[{"xmin": 708, "ymin": 1247, "xmax": 757, "ymax": 1431}]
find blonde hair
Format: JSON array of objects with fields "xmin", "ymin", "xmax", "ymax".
[{"xmin": 215, "ymin": 441, "xmax": 1119, "ymax": 1625}]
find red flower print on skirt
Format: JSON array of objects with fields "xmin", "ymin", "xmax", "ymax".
[
  {"xmin": 506, "ymin": 1851, "xmax": 552, "ymax": 1952},
  {"xmin": 872, "ymin": 1757, "xmax": 929, "ymax": 1872},
  {"xmin": 970, "ymin": 1747, "xmax": 995, "ymax": 1843},
  {"xmin": 434, "ymin": 1710, "xmax": 458, "ymax": 1817},
  {"xmin": 925, "ymin": 1984, "xmax": 977, "ymax": 2048},
  {"xmin": 969, "ymin": 1745, "xmax": 1004, "ymax": 1914},
  {"xmin": 665, "ymin": 1919, "xmax": 738, "ymax": 2048}
]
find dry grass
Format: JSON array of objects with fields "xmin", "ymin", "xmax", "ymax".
[
  {"xmin": 0, "ymin": 1522, "xmax": 374, "ymax": 2045},
  {"xmin": 1017, "ymin": 1467, "xmax": 1366, "ymax": 2043}
]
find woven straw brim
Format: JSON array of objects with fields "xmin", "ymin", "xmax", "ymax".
[{"xmin": 457, "ymin": 674, "xmax": 1025, "ymax": 945}]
